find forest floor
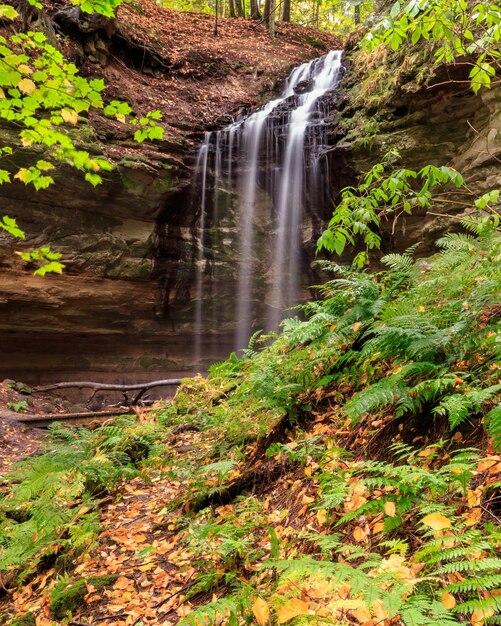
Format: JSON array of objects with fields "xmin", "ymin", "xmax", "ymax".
[
  {"xmin": 0, "ymin": 383, "xmax": 84, "ymax": 475},
  {"xmin": 35, "ymin": 0, "xmax": 341, "ymax": 154},
  {"xmin": 0, "ymin": 384, "xmax": 58, "ymax": 476},
  {"xmin": 1, "ymin": 232, "xmax": 500, "ymax": 626},
  {"xmin": 3, "ymin": 393, "xmax": 499, "ymax": 626}
]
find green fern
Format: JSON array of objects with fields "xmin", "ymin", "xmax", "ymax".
[
  {"xmin": 485, "ymin": 404, "xmax": 501, "ymax": 448},
  {"xmin": 434, "ymin": 385, "xmax": 501, "ymax": 429}
]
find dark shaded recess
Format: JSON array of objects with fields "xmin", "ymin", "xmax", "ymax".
[
  {"xmin": 393, "ymin": 105, "xmax": 409, "ymax": 118},
  {"xmin": 47, "ymin": 2, "xmax": 172, "ymax": 74},
  {"xmin": 153, "ymin": 189, "xmax": 195, "ymax": 328}
]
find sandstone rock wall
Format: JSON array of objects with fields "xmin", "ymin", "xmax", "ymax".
[{"xmin": 0, "ymin": 3, "xmax": 340, "ymax": 382}]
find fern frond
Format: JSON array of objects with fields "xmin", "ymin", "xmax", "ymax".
[
  {"xmin": 179, "ymin": 596, "xmax": 240, "ymax": 626},
  {"xmin": 485, "ymin": 403, "xmax": 501, "ymax": 451}
]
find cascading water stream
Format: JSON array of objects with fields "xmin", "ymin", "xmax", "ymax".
[
  {"xmin": 193, "ymin": 132, "xmax": 210, "ymax": 364},
  {"xmin": 192, "ymin": 50, "xmax": 343, "ymax": 361},
  {"xmin": 270, "ymin": 51, "xmax": 344, "ymax": 329}
]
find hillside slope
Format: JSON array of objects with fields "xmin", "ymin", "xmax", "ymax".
[{"xmin": 1, "ymin": 229, "xmax": 499, "ymax": 626}]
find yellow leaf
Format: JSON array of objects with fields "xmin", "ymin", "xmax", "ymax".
[
  {"xmin": 353, "ymin": 526, "xmax": 366, "ymax": 542},
  {"xmin": 384, "ymin": 501, "xmax": 396, "ymax": 517},
  {"xmin": 138, "ymin": 562, "xmax": 155, "ymax": 572},
  {"xmin": 18, "ymin": 78, "xmax": 36, "ymax": 95},
  {"xmin": 352, "ymin": 322, "xmax": 362, "ymax": 332},
  {"xmin": 441, "ymin": 591, "xmax": 456, "ymax": 610},
  {"xmin": 21, "ymin": 136, "xmax": 33, "ymax": 147},
  {"xmin": 372, "ymin": 600, "xmax": 388, "ymax": 621},
  {"xmin": 252, "ymin": 597, "xmax": 270, "ymax": 626},
  {"xmin": 304, "ymin": 466, "xmax": 312, "ymax": 477},
  {"xmin": 338, "ymin": 583, "xmax": 350, "ymax": 599},
  {"xmin": 316, "ymin": 509, "xmax": 327, "ymax": 527},
  {"xmin": 421, "ymin": 513, "xmax": 452, "ymax": 531},
  {"xmin": 301, "ymin": 494, "xmax": 315, "ymax": 505},
  {"xmin": 18, "ymin": 64, "xmax": 33, "ymax": 75},
  {"xmin": 61, "ymin": 109, "xmax": 79, "ymax": 125},
  {"xmin": 471, "ymin": 606, "xmax": 495, "ymax": 625},
  {"xmin": 76, "ymin": 505, "xmax": 91, "ymax": 517},
  {"xmin": 0, "ymin": 87, "xmax": 4, "ymax": 98},
  {"xmin": 372, "ymin": 521, "xmax": 385, "ymax": 534},
  {"xmin": 275, "ymin": 599, "xmax": 310, "ymax": 624},
  {"xmin": 14, "ymin": 168, "xmax": 29, "ymax": 183}
]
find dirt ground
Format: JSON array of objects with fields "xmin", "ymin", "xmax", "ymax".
[{"xmin": 0, "ymin": 382, "xmax": 70, "ymax": 474}]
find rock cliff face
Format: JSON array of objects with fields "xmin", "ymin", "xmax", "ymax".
[
  {"xmin": 324, "ymin": 48, "xmax": 501, "ymax": 254},
  {"xmin": 0, "ymin": 0, "xmax": 339, "ymax": 382}
]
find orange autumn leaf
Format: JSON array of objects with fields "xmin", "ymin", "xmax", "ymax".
[
  {"xmin": 488, "ymin": 462, "xmax": 501, "ymax": 475},
  {"xmin": 351, "ymin": 605, "xmax": 372, "ymax": 624},
  {"xmin": 275, "ymin": 599, "xmax": 310, "ymax": 624},
  {"xmin": 384, "ymin": 501, "xmax": 396, "ymax": 517},
  {"xmin": 252, "ymin": 597, "xmax": 270, "ymax": 626},
  {"xmin": 353, "ymin": 526, "xmax": 367, "ymax": 542},
  {"xmin": 421, "ymin": 513, "xmax": 452, "ymax": 530},
  {"xmin": 441, "ymin": 591, "xmax": 456, "ymax": 609},
  {"xmin": 477, "ymin": 458, "xmax": 498, "ymax": 472},
  {"xmin": 113, "ymin": 576, "xmax": 134, "ymax": 590},
  {"xmin": 464, "ymin": 507, "xmax": 482, "ymax": 525}
]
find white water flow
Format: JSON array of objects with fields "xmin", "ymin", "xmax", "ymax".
[
  {"xmin": 270, "ymin": 50, "xmax": 343, "ymax": 330},
  {"xmin": 193, "ymin": 132, "xmax": 210, "ymax": 364},
  {"xmin": 192, "ymin": 50, "xmax": 343, "ymax": 359}
]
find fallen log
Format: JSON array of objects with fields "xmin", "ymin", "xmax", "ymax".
[
  {"xmin": 18, "ymin": 408, "xmax": 134, "ymax": 423},
  {"xmin": 33, "ymin": 379, "xmax": 183, "ymax": 393}
]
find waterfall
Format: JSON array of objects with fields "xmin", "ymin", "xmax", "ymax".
[{"xmin": 192, "ymin": 50, "xmax": 343, "ymax": 360}]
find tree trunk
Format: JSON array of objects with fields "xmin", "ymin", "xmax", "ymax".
[
  {"xmin": 229, "ymin": 0, "xmax": 237, "ymax": 18},
  {"xmin": 214, "ymin": 0, "xmax": 219, "ymax": 35},
  {"xmin": 249, "ymin": 0, "xmax": 261, "ymax": 19},
  {"xmin": 354, "ymin": 2, "xmax": 361, "ymax": 24},
  {"xmin": 282, "ymin": 0, "xmax": 291, "ymax": 21},
  {"xmin": 313, "ymin": 0, "xmax": 319, "ymax": 29},
  {"xmin": 235, "ymin": 0, "xmax": 245, "ymax": 17},
  {"xmin": 263, "ymin": 0, "xmax": 270, "ymax": 23},
  {"xmin": 16, "ymin": 0, "xmax": 58, "ymax": 45},
  {"xmin": 268, "ymin": 0, "xmax": 276, "ymax": 37}
]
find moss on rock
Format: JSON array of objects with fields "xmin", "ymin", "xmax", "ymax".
[{"xmin": 50, "ymin": 574, "xmax": 118, "ymax": 619}]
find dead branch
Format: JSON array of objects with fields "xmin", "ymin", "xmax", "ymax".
[
  {"xmin": 17, "ymin": 408, "xmax": 134, "ymax": 423},
  {"xmin": 33, "ymin": 379, "xmax": 183, "ymax": 393}
]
